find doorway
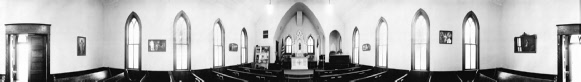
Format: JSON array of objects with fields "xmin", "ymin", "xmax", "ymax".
[
  {"xmin": 5, "ymin": 24, "xmax": 51, "ymax": 82},
  {"xmin": 557, "ymin": 24, "xmax": 580, "ymax": 82}
]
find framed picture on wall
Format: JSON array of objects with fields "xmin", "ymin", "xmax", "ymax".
[
  {"xmin": 514, "ymin": 32, "xmax": 536, "ymax": 53},
  {"xmin": 229, "ymin": 43, "xmax": 238, "ymax": 51},
  {"xmin": 439, "ymin": 30, "xmax": 452, "ymax": 44},
  {"xmin": 77, "ymin": 36, "xmax": 86, "ymax": 56},
  {"xmin": 362, "ymin": 43, "xmax": 370, "ymax": 51},
  {"xmin": 148, "ymin": 39, "xmax": 166, "ymax": 52}
]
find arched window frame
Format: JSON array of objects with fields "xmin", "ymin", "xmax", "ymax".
[
  {"xmin": 173, "ymin": 11, "xmax": 191, "ymax": 70},
  {"xmin": 353, "ymin": 27, "xmax": 360, "ymax": 65},
  {"xmin": 285, "ymin": 36, "xmax": 293, "ymax": 53},
  {"xmin": 213, "ymin": 19, "xmax": 225, "ymax": 68},
  {"xmin": 125, "ymin": 12, "xmax": 142, "ymax": 70},
  {"xmin": 241, "ymin": 28, "xmax": 248, "ymax": 64},
  {"xmin": 463, "ymin": 11, "xmax": 480, "ymax": 70},
  {"xmin": 411, "ymin": 9, "xmax": 431, "ymax": 71},
  {"xmin": 376, "ymin": 17, "xmax": 388, "ymax": 68},
  {"xmin": 307, "ymin": 35, "xmax": 315, "ymax": 54}
]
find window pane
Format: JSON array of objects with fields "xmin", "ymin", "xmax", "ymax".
[
  {"xmin": 128, "ymin": 45, "xmax": 134, "ymax": 68},
  {"xmin": 242, "ymin": 48, "xmax": 246, "ymax": 63},
  {"xmin": 176, "ymin": 46, "xmax": 182, "ymax": 69},
  {"xmin": 464, "ymin": 45, "xmax": 471, "ymax": 69},
  {"xmin": 214, "ymin": 46, "xmax": 222, "ymax": 66},
  {"xmin": 286, "ymin": 37, "xmax": 292, "ymax": 53},
  {"xmin": 214, "ymin": 24, "xmax": 221, "ymax": 45},
  {"xmin": 133, "ymin": 45, "xmax": 139, "ymax": 68},
  {"xmin": 470, "ymin": 45, "xmax": 476, "ymax": 68},
  {"xmin": 414, "ymin": 45, "xmax": 422, "ymax": 69}
]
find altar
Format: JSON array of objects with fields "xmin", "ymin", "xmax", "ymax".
[{"xmin": 291, "ymin": 57, "xmax": 309, "ymax": 70}]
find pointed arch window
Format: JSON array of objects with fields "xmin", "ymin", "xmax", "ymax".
[
  {"xmin": 463, "ymin": 11, "xmax": 479, "ymax": 70},
  {"xmin": 376, "ymin": 18, "xmax": 388, "ymax": 67},
  {"xmin": 286, "ymin": 36, "xmax": 293, "ymax": 53},
  {"xmin": 126, "ymin": 12, "xmax": 141, "ymax": 70},
  {"xmin": 241, "ymin": 28, "xmax": 248, "ymax": 64},
  {"xmin": 174, "ymin": 11, "xmax": 190, "ymax": 70},
  {"xmin": 353, "ymin": 27, "xmax": 360, "ymax": 64},
  {"xmin": 213, "ymin": 19, "xmax": 225, "ymax": 67},
  {"xmin": 307, "ymin": 36, "xmax": 315, "ymax": 53},
  {"xmin": 412, "ymin": 9, "xmax": 430, "ymax": 70}
]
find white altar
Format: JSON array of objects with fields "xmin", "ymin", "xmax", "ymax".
[{"xmin": 291, "ymin": 57, "xmax": 309, "ymax": 70}]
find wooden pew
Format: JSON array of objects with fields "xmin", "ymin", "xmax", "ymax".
[
  {"xmin": 190, "ymin": 72, "xmax": 205, "ymax": 82},
  {"xmin": 213, "ymin": 71, "xmax": 249, "ymax": 82},
  {"xmin": 349, "ymin": 71, "xmax": 387, "ymax": 82},
  {"xmin": 171, "ymin": 71, "xmax": 198, "ymax": 82},
  {"xmin": 239, "ymin": 66, "xmax": 283, "ymax": 75},
  {"xmin": 192, "ymin": 69, "xmax": 215, "ymax": 82},
  {"xmin": 53, "ymin": 68, "xmax": 122, "ymax": 82},
  {"xmin": 318, "ymin": 69, "xmax": 372, "ymax": 82},
  {"xmin": 429, "ymin": 72, "xmax": 462, "ymax": 82},
  {"xmin": 99, "ymin": 73, "xmax": 124, "ymax": 82},
  {"xmin": 315, "ymin": 66, "xmax": 360, "ymax": 75},
  {"xmin": 227, "ymin": 69, "xmax": 278, "ymax": 82},
  {"xmin": 141, "ymin": 71, "xmax": 171, "ymax": 82},
  {"xmin": 400, "ymin": 71, "xmax": 430, "ymax": 82}
]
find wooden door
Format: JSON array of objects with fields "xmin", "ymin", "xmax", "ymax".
[{"xmin": 27, "ymin": 34, "xmax": 47, "ymax": 82}]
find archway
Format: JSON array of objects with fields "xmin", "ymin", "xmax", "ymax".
[{"xmin": 273, "ymin": 2, "xmax": 326, "ymax": 68}]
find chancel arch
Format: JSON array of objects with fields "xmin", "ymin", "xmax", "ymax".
[{"xmin": 274, "ymin": 2, "xmax": 326, "ymax": 68}]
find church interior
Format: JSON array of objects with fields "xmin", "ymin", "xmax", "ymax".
[{"xmin": 0, "ymin": 0, "xmax": 580, "ymax": 82}]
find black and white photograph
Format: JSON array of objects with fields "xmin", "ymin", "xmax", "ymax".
[
  {"xmin": 439, "ymin": 31, "xmax": 452, "ymax": 44},
  {"xmin": 77, "ymin": 36, "xmax": 86, "ymax": 56},
  {"xmin": 1, "ymin": 0, "xmax": 579, "ymax": 82},
  {"xmin": 148, "ymin": 39, "xmax": 166, "ymax": 52}
]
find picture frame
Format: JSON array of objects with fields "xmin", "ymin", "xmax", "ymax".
[
  {"xmin": 439, "ymin": 30, "xmax": 453, "ymax": 44},
  {"xmin": 362, "ymin": 43, "xmax": 371, "ymax": 51},
  {"xmin": 229, "ymin": 43, "xmax": 238, "ymax": 51},
  {"xmin": 77, "ymin": 36, "xmax": 86, "ymax": 56},
  {"xmin": 148, "ymin": 39, "xmax": 166, "ymax": 52},
  {"xmin": 514, "ymin": 32, "xmax": 536, "ymax": 53}
]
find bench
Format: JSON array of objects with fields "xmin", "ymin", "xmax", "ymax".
[
  {"xmin": 478, "ymin": 68, "xmax": 556, "ymax": 82},
  {"xmin": 399, "ymin": 71, "xmax": 430, "ymax": 82},
  {"xmin": 429, "ymin": 71, "xmax": 462, "ymax": 82},
  {"xmin": 349, "ymin": 68, "xmax": 408, "ymax": 82},
  {"xmin": 52, "ymin": 67, "xmax": 124, "ymax": 82},
  {"xmin": 213, "ymin": 71, "xmax": 249, "ymax": 82},
  {"xmin": 100, "ymin": 72, "xmax": 124, "ymax": 82},
  {"xmin": 170, "ymin": 71, "xmax": 204, "ymax": 82},
  {"xmin": 315, "ymin": 66, "xmax": 360, "ymax": 75},
  {"xmin": 227, "ymin": 69, "xmax": 278, "ymax": 82},
  {"xmin": 141, "ymin": 71, "xmax": 171, "ymax": 82},
  {"xmin": 318, "ymin": 69, "xmax": 372, "ymax": 82}
]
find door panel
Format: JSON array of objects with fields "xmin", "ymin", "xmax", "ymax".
[{"xmin": 27, "ymin": 35, "xmax": 47, "ymax": 82}]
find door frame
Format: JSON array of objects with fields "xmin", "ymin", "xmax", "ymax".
[
  {"xmin": 557, "ymin": 24, "xmax": 580, "ymax": 82},
  {"xmin": 5, "ymin": 23, "xmax": 51, "ymax": 82}
]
